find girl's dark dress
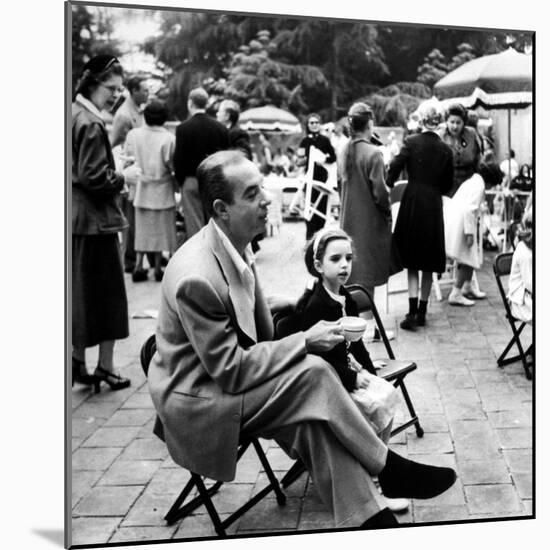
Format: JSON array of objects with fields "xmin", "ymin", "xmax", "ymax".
[{"xmin": 297, "ymin": 281, "xmax": 376, "ymax": 392}]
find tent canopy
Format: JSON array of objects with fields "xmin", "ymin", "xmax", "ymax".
[
  {"xmin": 239, "ymin": 105, "xmax": 302, "ymax": 133},
  {"xmin": 434, "ymin": 48, "xmax": 532, "ymax": 99}
]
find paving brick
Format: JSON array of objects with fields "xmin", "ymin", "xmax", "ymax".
[
  {"xmin": 457, "ymin": 459, "xmax": 511, "ymax": 485},
  {"xmin": 121, "ymin": 491, "xmax": 178, "ymax": 526},
  {"xmin": 71, "ymin": 470, "xmax": 104, "ymax": 507},
  {"xmin": 82, "ymin": 426, "xmax": 141, "ymax": 448},
  {"xmin": 121, "ymin": 392, "xmax": 156, "ymax": 409},
  {"xmin": 487, "ymin": 409, "xmax": 532, "ymax": 428},
  {"xmin": 71, "ymin": 517, "xmax": 121, "ymax": 546},
  {"xmin": 73, "ymin": 401, "xmax": 122, "ymax": 419},
  {"xmin": 464, "ymin": 484, "xmax": 522, "ymax": 515},
  {"xmin": 98, "ymin": 459, "xmax": 162, "ymax": 486},
  {"xmin": 208, "ymin": 482, "xmax": 256, "ymax": 514},
  {"xmin": 481, "ymin": 394, "xmax": 529, "ymax": 412},
  {"xmin": 512, "ymin": 473, "xmax": 533, "ymax": 499},
  {"xmin": 236, "ymin": 496, "xmax": 301, "ymax": 531},
  {"xmin": 104, "ymin": 408, "xmax": 155, "ymax": 427},
  {"xmin": 502, "ymin": 449, "xmax": 532, "ymax": 474},
  {"xmin": 73, "ymin": 485, "xmax": 143, "ymax": 516},
  {"xmin": 444, "ymin": 400, "xmax": 487, "ymax": 421},
  {"xmin": 496, "ymin": 427, "xmax": 532, "ymax": 450},
  {"xmin": 72, "ymin": 447, "xmax": 122, "ymax": 471},
  {"xmin": 173, "ymin": 512, "xmax": 238, "ymax": 538},
  {"xmin": 406, "ymin": 432, "xmax": 453, "ymax": 454},
  {"xmin": 119, "ymin": 437, "xmax": 169, "ymax": 460},
  {"xmin": 71, "ymin": 416, "xmax": 106, "ymax": 439},
  {"xmin": 86, "ymin": 384, "xmax": 136, "ymax": 404},
  {"xmin": 109, "ymin": 525, "xmax": 178, "ymax": 543},
  {"xmin": 147, "ymin": 467, "xmax": 192, "ymax": 495},
  {"xmin": 413, "ymin": 505, "xmax": 469, "ymax": 523}
]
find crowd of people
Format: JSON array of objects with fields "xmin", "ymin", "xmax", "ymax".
[{"xmin": 71, "ymin": 55, "xmax": 533, "ymax": 531}]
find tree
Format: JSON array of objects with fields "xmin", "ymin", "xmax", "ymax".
[
  {"xmin": 417, "ymin": 48, "xmax": 448, "ymax": 89},
  {"xmin": 71, "ymin": 4, "xmax": 121, "ymax": 92},
  {"xmin": 448, "ymin": 42, "xmax": 476, "ymax": 72}
]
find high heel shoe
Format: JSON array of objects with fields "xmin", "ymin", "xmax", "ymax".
[
  {"xmin": 72, "ymin": 357, "xmax": 96, "ymax": 387},
  {"xmin": 93, "ymin": 364, "xmax": 131, "ymax": 393}
]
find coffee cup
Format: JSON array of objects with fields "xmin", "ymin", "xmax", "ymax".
[{"xmin": 341, "ymin": 316, "xmax": 367, "ymax": 342}]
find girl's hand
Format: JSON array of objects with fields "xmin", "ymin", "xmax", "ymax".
[
  {"xmin": 355, "ymin": 370, "xmax": 370, "ymax": 389},
  {"xmin": 465, "ymin": 234, "xmax": 474, "ymax": 247}
]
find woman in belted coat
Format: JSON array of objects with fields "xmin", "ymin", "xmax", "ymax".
[
  {"xmin": 72, "ymin": 55, "xmax": 131, "ymax": 391},
  {"xmin": 387, "ymin": 102, "xmax": 454, "ymax": 330}
]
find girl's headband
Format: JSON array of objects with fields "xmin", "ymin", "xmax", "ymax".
[{"xmin": 312, "ymin": 228, "xmax": 347, "ymax": 257}]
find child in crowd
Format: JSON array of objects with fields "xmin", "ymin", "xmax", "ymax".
[
  {"xmin": 296, "ymin": 228, "xmax": 399, "ymax": 441},
  {"xmin": 508, "ymin": 206, "xmax": 533, "ymax": 324}
]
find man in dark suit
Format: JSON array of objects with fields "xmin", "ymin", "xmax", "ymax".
[
  {"xmin": 216, "ymin": 99, "xmax": 252, "ymax": 160},
  {"xmin": 174, "ymin": 88, "xmax": 229, "ymax": 238},
  {"xmin": 148, "ymin": 150, "xmax": 457, "ymax": 530}
]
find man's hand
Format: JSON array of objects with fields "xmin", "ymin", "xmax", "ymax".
[
  {"xmin": 305, "ymin": 320, "xmax": 345, "ymax": 353},
  {"xmin": 465, "ymin": 234, "xmax": 474, "ymax": 248}
]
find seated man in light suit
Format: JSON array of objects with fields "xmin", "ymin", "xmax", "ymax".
[{"xmin": 147, "ymin": 150, "xmax": 457, "ymax": 529}]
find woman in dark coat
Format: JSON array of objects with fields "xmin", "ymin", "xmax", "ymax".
[
  {"xmin": 297, "ymin": 114, "xmax": 337, "ymax": 240},
  {"xmin": 387, "ymin": 103, "xmax": 454, "ymax": 330},
  {"xmin": 72, "ymin": 55, "xmax": 131, "ymax": 391}
]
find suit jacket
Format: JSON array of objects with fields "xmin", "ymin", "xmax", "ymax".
[
  {"xmin": 72, "ymin": 101, "xmax": 127, "ymax": 235},
  {"xmin": 173, "ymin": 113, "xmax": 230, "ymax": 184},
  {"xmin": 297, "ymin": 282, "xmax": 376, "ymax": 391},
  {"xmin": 148, "ymin": 219, "xmax": 308, "ymax": 481}
]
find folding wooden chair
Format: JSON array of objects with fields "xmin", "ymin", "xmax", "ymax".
[
  {"xmin": 302, "ymin": 146, "xmax": 338, "ymax": 226},
  {"xmin": 140, "ymin": 335, "xmax": 287, "ymax": 535},
  {"xmin": 273, "ymin": 284, "xmax": 424, "ymax": 488},
  {"xmin": 493, "ymin": 253, "xmax": 533, "ymax": 380}
]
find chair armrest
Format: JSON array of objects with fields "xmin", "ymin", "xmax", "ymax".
[{"xmin": 377, "ymin": 359, "xmax": 417, "ymax": 381}]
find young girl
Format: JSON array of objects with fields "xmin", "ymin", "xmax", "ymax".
[
  {"xmin": 508, "ymin": 206, "xmax": 533, "ymax": 324},
  {"xmin": 296, "ymin": 227, "xmax": 399, "ymax": 443}
]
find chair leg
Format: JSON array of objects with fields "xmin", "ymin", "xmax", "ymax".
[
  {"xmin": 164, "ymin": 477, "xmax": 224, "ymax": 525},
  {"xmin": 193, "ymin": 474, "xmax": 227, "ymax": 536},
  {"xmin": 392, "ymin": 379, "xmax": 424, "ymax": 438},
  {"xmin": 252, "ymin": 440, "xmax": 287, "ymax": 505}
]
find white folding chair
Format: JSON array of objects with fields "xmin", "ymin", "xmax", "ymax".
[{"xmin": 302, "ymin": 146, "xmax": 338, "ymax": 226}]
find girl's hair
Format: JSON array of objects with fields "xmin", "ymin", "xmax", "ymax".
[
  {"xmin": 74, "ymin": 55, "xmax": 123, "ymax": 100},
  {"xmin": 296, "ymin": 228, "xmax": 353, "ymax": 316},
  {"xmin": 519, "ymin": 206, "xmax": 533, "ymax": 249},
  {"xmin": 304, "ymin": 228, "xmax": 353, "ymax": 279}
]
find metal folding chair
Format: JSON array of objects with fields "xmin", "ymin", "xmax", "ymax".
[
  {"xmin": 273, "ymin": 284, "xmax": 424, "ymax": 489},
  {"xmin": 140, "ymin": 335, "xmax": 287, "ymax": 535},
  {"xmin": 492, "ymin": 253, "xmax": 533, "ymax": 380}
]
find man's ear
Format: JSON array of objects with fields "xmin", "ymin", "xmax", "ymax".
[{"xmin": 212, "ymin": 198, "xmax": 229, "ymax": 219}]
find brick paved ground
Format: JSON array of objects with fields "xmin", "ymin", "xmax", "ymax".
[{"xmin": 70, "ymin": 219, "xmax": 533, "ymax": 546}]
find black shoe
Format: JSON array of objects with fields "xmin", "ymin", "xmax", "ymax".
[
  {"xmin": 132, "ymin": 268, "xmax": 148, "ymax": 282},
  {"xmin": 124, "ymin": 265, "xmax": 135, "ymax": 274},
  {"xmin": 154, "ymin": 269, "xmax": 164, "ymax": 282},
  {"xmin": 415, "ymin": 313, "xmax": 426, "ymax": 327},
  {"xmin": 72, "ymin": 357, "xmax": 96, "ymax": 387},
  {"xmin": 160, "ymin": 255, "xmax": 169, "ymax": 267},
  {"xmin": 93, "ymin": 364, "xmax": 131, "ymax": 393},
  {"xmin": 399, "ymin": 313, "xmax": 417, "ymax": 331},
  {"xmin": 360, "ymin": 508, "xmax": 398, "ymax": 529},
  {"xmin": 378, "ymin": 450, "xmax": 457, "ymax": 500}
]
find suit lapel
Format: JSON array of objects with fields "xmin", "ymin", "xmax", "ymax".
[{"xmin": 206, "ymin": 221, "xmax": 258, "ymax": 342}]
